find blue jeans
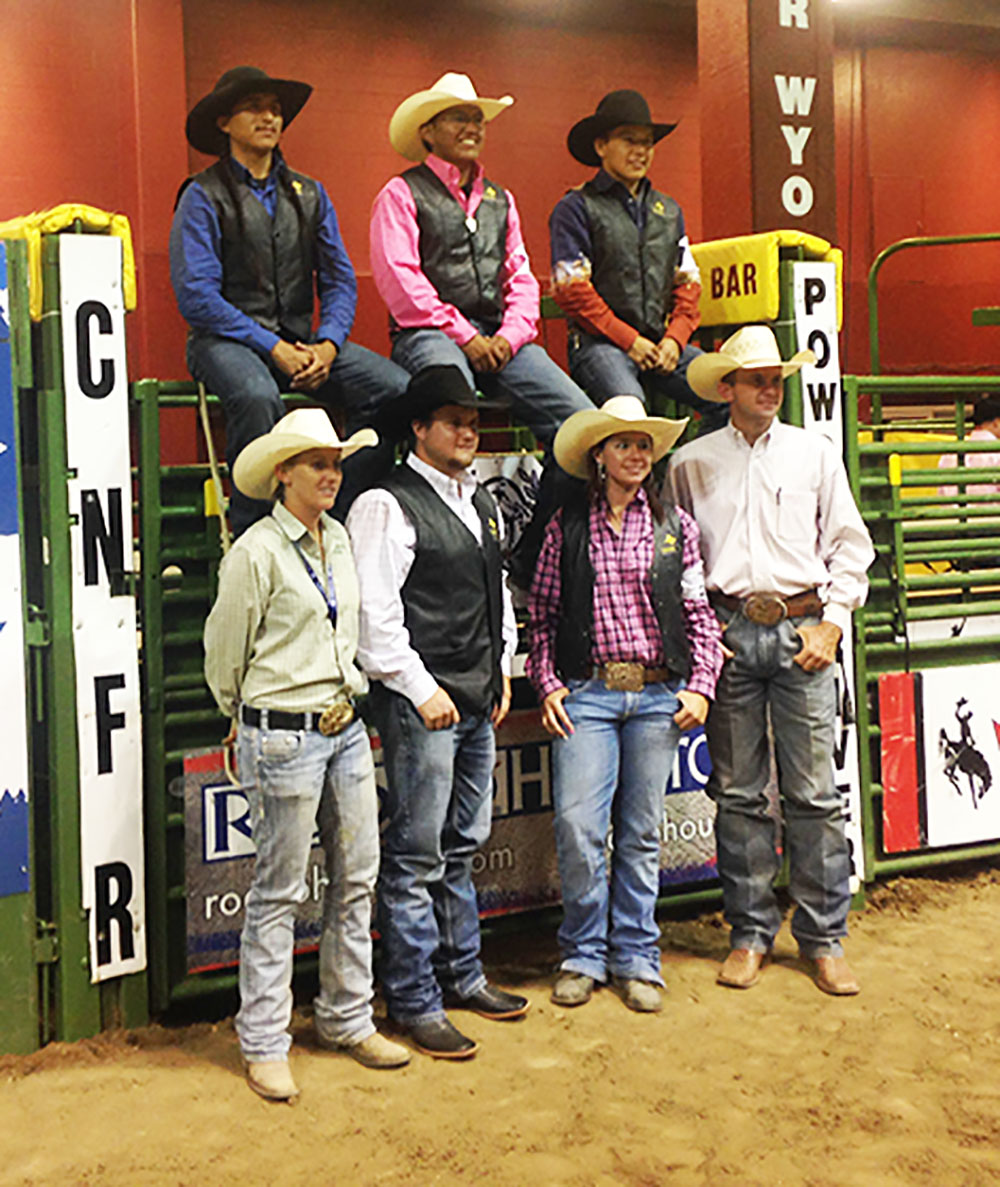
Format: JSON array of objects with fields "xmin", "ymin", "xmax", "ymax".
[
  {"xmin": 391, "ymin": 326, "xmax": 593, "ymax": 449},
  {"xmin": 551, "ymin": 678, "xmax": 682, "ymax": 985},
  {"xmin": 187, "ymin": 333, "xmax": 409, "ymax": 535},
  {"xmin": 568, "ymin": 331, "xmax": 729, "ymax": 435},
  {"xmin": 367, "ymin": 683, "xmax": 496, "ymax": 1024},
  {"xmin": 705, "ymin": 612, "xmax": 851, "ymax": 959},
  {"xmin": 235, "ymin": 716, "xmax": 380, "ymax": 1061}
]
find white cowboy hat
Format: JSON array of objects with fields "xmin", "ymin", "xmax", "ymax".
[
  {"xmin": 686, "ymin": 325, "xmax": 816, "ymax": 403},
  {"xmin": 232, "ymin": 408, "xmax": 377, "ymax": 500},
  {"xmin": 553, "ymin": 396, "xmax": 689, "ymax": 479},
  {"xmin": 389, "ymin": 72, "xmax": 514, "ymax": 162}
]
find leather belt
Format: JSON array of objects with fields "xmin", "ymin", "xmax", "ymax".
[
  {"xmin": 710, "ymin": 588, "xmax": 823, "ymax": 626},
  {"xmin": 241, "ymin": 702, "xmax": 355, "ymax": 737},
  {"xmin": 592, "ymin": 662, "xmax": 671, "ymax": 693}
]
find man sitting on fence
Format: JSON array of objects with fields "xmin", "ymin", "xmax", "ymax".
[
  {"xmin": 369, "ymin": 71, "xmax": 593, "ymax": 582},
  {"xmin": 549, "ymin": 90, "xmax": 726, "ymax": 434},
  {"xmin": 170, "ymin": 65, "xmax": 408, "ymax": 535}
]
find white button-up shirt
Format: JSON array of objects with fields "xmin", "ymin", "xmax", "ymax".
[
  {"xmin": 667, "ymin": 420, "xmax": 874, "ymax": 636},
  {"xmin": 347, "ymin": 453, "xmax": 517, "ymax": 709}
]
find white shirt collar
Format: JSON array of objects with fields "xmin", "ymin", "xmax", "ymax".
[{"xmin": 407, "ymin": 451, "xmax": 477, "ymax": 501}]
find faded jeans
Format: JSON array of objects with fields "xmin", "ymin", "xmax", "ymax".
[
  {"xmin": 551, "ymin": 677, "xmax": 682, "ymax": 985},
  {"xmin": 705, "ymin": 612, "xmax": 851, "ymax": 959},
  {"xmin": 367, "ymin": 683, "xmax": 496, "ymax": 1024},
  {"xmin": 235, "ymin": 716, "xmax": 379, "ymax": 1062},
  {"xmin": 568, "ymin": 331, "xmax": 730, "ymax": 435},
  {"xmin": 188, "ymin": 333, "xmax": 408, "ymax": 535}
]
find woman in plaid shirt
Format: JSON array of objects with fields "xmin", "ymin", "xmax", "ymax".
[{"xmin": 526, "ymin": 396, "xmax": 723, "ymax": 1013}]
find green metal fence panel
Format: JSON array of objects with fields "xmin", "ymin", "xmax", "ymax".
[
  {"xmin": 134, "ymin": 380, "xmax": 239, "ymax": 1011},
  {"xmin": 844, "ymin": 372, "xmax": 1000, "ymax": 879}
]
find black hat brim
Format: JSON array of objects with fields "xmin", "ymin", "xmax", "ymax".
[
  {"xmin": 186, "ymin": 75, "xmax": 313, "ymax": 156},
  {"xmin": 567, "ymin": 115, "xmax": 676, "ymax": 167},
  {"xmin": 377, "ymin": 367, "xmax": 507, "ymax": 442}
]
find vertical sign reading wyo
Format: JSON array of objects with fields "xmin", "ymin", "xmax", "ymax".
[{"xmin": 59, "ymin": 235, "xmax": 146, "ymax": 980}]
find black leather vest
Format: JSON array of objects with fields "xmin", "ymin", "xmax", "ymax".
[
  {"xmin": 401, "ymin": 164, "xmax": 509, "ymax": 330},
  {"xmin": 555, "ymin": 495, "xmax": 691, "ymax": 682},
  {"xmin": 579, "ymin": 181, "xmax": 683, "ymax": 341},
  {"xmin": 381, "ymin": 465, "xmax": 504, "ymax": 715},
  {"xmin": 193, "ymin": 158, "xmax": 321, "ymax": 341}
]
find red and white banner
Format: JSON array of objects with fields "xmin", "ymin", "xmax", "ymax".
[{"xmin": 879, "ymin": 665, "xmax": 1000, "ymax": 852}]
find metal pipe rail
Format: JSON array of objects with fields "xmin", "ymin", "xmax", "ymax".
[{"xmin": 867, "ymin": 233, "xmax": 1000, "ymax": 374}]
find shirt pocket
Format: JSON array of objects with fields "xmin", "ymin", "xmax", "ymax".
[{"xmin": 777, "ymin": 488, "xmax": 819, "ymax": 548}]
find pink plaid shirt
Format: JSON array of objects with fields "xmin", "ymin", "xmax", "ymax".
[{"xmin": 526, "ymin": 490, "xmax": 723, "ymax": 702}]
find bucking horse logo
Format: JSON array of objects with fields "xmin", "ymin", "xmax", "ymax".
[{"xmin": 939, "ymin": 698, "xmax": 993, "ymax": 809}]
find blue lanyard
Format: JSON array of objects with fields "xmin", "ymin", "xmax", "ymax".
[{"xmin": 292, "ymin": 538, "xmax": 338, "ymax": 631}]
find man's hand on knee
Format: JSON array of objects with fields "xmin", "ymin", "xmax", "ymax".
[
  {"xmin": 793, "ymin": 621, "xmax": 841, "ymax": 671},
  {"xmin": 487, "ymin": 334, "xmax": 512, "ymax": 371},
  {"xmin": 290, "ymin": 340, "xmax": 337, "ymax": 391},
  {"xmin": 417, "ymin": 686, "xmax": 461, "ymax": 730},
  {"xmin": 627, "ymin": 334, "xmax": 661, "ymax": 371},
  {"xmin": 271, "ymin": 339, "xmax": 312, "ymax": 379},
  {"xmin": 462, "ymin": 333, "xmax": 499, "ymax": 373},
  {"xmin": 653, "ymin": 335, "xmax": 680, "ymax": 373}
]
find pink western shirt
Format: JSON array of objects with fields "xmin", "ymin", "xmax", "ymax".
[{"xmin": 369, "ymin": 154, "xmax": 540, "ymax": 354}]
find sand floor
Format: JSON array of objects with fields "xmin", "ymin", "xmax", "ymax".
[{"xmin": 2, "ymin": 864, "xmax": 1000, "ymax": 1186}]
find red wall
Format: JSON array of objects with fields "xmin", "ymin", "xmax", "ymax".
[
  {"xmin": 835, "ymin": 41, "xmax": 1000, "ymax": 376},
  {"xmin": 3, "ymin": 0, "xmax": 1000, "ymax": 458},
  {"xmin": 179, "ymin": 0, "xmax": 702, "ymax": 360}
]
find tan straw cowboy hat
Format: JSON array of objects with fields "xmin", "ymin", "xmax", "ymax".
[
  {"xmin": 554, "ymin": 396, "xmax": 688, "ymax": 479},
  {"xmin": 232, "ymin": 408, "xmax": 377, "ymax": 500},
  {"xmin": 389, "ymin": 72, "xmax": 514, "ymax": 162},
  {"xmin": 686, "ymin": 326, "xmax": 816, "ymax": 403}
]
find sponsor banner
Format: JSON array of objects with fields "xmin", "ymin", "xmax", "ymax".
[
  {"xmin": 0, "ymin": 240, "xmax": 31, "ymax": 899},
  {"xmin": 879, "ymin": 665, "xmax": 1000, "ymax": 852},
  {"xmin": 792, "ymin": 260, "xmax": 842, "ymax": 452},
  {"xmin": 789, "ymin": 268, "xmax": 865, "ymax": 885},
  {"xmin": 184, "ymin": 713, "xmax": 719, "ymax": 973},
  {"xmin": 921, "ymin": 666, "xmax": 1000, "ymax": 848},
  {"xmin": 470, "ymin": 453, "xmax": 542, "ymax": 560},
  {"xmin": 878, "ymin": 672, "xmax": 923, "ymax": 854},
  {"xmin": 906, "ymin": 615, "xmax": 1000, "ymax": 645},
  {"xmin": 834, "ymin": 635, "xmax": 866, "ymax": 890},
  {"xmin": 59, "ymin": 235, "xmax": 145, "ymax": 980}
]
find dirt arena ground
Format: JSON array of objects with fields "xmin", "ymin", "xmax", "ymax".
[{"xmin": 2, "ymin": 864, "xmax": 1000, "ymax": 1187}]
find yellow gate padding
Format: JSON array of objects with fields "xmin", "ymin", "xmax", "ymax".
[
  {"xmin": 0, "ymin": 203, "xmax": 136, "ymax": 322},
  {"xmin": 692, "ymin": 229, "xmax": 842, "ymax": 331}
]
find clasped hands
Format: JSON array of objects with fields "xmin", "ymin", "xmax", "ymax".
[
  {"xmin": 461, "ymin": 332, "xmax": 513, "ymax": 374},
  {"xmin": 271, "ymin": 338, "xmax": 338, "ymax": 391},
  {"xmin": 627, "ymin": 333, "xmax": 681, "ymax": 374}
]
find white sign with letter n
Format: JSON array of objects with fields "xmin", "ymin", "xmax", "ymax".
[{"xmin": 60, "ymin": 234, "xmax": 146, "ymax": 981}]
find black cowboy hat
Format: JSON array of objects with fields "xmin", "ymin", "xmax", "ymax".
[
  {"xmin": 567, "ymin": 90, "xmax": 677, "ymax": 167},
  {"xmin": 185, "ymin": 66, "xmax": 313, "ymax": 156},
  {"xmin": 378, "ymin": 365, "xmax": 498, "ymax": 441}
]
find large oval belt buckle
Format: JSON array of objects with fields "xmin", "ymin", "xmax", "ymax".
[
  {"xmin": 742, "ymin": 593, "xmax": 787, "ymax": 626},
  {"xmin": 603, "ymin": 662, "xmax": 645, "ymax": 693},
  {"xmin": 318, "ymin": 701, "xmax": 354, "ymax": 736}
]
